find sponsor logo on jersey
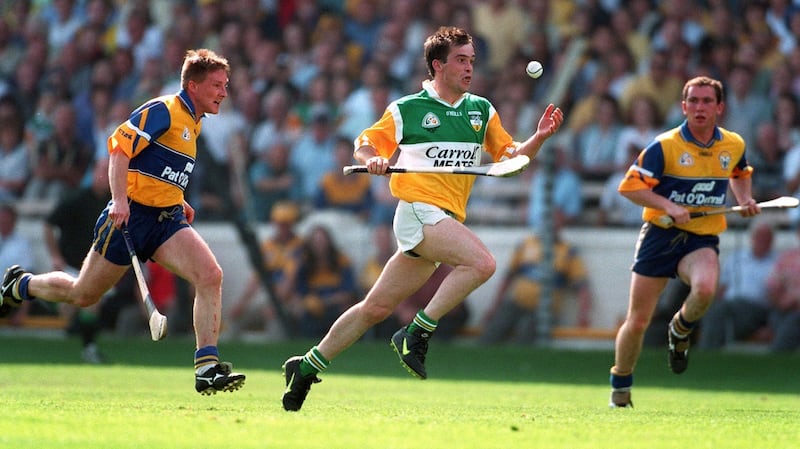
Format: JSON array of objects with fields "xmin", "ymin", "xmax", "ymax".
[
  {"xmin": 422, "ymin": 112, "xmax": 440, "ymax": 129},
  {"xmin": 667, "ymin": 181, "xmax": 725, "ymax": 206},
  {"xmin": 161, "ymin": 165, "xmax": 191, "ymax": 188},
  {"xmin": 426, "ymin": 145, "xmax": 479, "ymax": 167}
]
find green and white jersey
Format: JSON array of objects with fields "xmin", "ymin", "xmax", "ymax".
[{"xmin": 356, "ymin": 81, "xmax": 517, "ymax": 221}]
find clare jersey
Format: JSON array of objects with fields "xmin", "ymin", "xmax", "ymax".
[
  {"xmin": 355, "ymin": 80, "xmax": 517, "ymax": 222},
  {"xmin": 619, "ymin": 121, "xmax": 753, "ymax": 235},
  {"xmin": 107, "ymin": 90, "xmax": 201, "ymax": 207}
]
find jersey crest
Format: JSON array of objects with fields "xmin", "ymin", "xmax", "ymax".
[
  {"xmin": 468, "ymin": 111, "xmax": 483, "ymax": 132},
  {"xmin": 422, "ymin": 112, "xmax": 440, "ymax": 129}
]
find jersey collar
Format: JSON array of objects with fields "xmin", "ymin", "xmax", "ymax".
[
  {"xmin": 422, "ymin": 79, "xmax": 467, "ymax": 108},
  {"xmin": 177, "ymin": 89, "xmax": 201, "ymax": 121},
  {"xmin": 679, "ymin": 120, "xmax": 722, "ymax": 148}
]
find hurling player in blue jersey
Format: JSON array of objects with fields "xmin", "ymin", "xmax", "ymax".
[
  {"xmin": 0, "ymin": 49, "xmax": 245, "ymax": 395},
  {"xmin": 609, "ymin": 76, "xmax": 760, "ymax": 408}
]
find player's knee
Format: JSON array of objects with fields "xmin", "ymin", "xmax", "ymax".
[
  {"xmin": 691, "ymin": 282, "xmax": 717, "ymax": 304},
  {"xmin": 360, "ymin": 301, "xmax": 393, "ymax": 324},
  {"xmin": 625, "ymin": 316, "xmax": 651, "ymax": 335},
  {"xmin": 197, "ymin": 262, "xmax": 223, "ymax": 288},
  {"xmin": 472, "ymin": 252, "xmax": 496, "ymax": 282}
]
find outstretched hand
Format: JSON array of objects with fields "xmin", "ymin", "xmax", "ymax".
[{"xmin": 536, "ymin": 103, "xmax": 564, "ymax": 138}]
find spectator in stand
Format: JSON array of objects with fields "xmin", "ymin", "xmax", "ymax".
[
  {"xmin": 526, "ymin": 142, "xmax": 583, "ymax": 230},
  {"xmin": 698, "ymin": 219, "xmax": 778, "ymax": 350},
  {"xmin": 228, "ymin": 201, "xmax": 303, "ymax": 337},
  {"xmin": 615, "ymin": 94, "xmax": 662, "ymax": 168},
  {"xmin": 343, "ymin": 0, "xmax": 386, "ymax": 63},
  {"xmin": 251, "ymin": 85, "xmax": 302, "ymax": 148},
  {"xmin": 115, "ymin": 3, "xmax": 163, "ymax": 73},
  {"xmin": 0, "ymin": 203, "xmax": 36, "ymax": 321},
  {"xmin": 0, "ymin": 105, "xmax": 29, "ymax": 202},
  {"xmin": 597, "ymin": 143, "xmax": 644, "ymax": 227},
  {"xmin": 772, "ymin": 91, "xmax": 800, "ymax": 154},
  {"xmin": 478, "ymin": 217, "xmax": 592, "ymax": 345},
  {"xmin": 471, "ymin": 0, "xmax": 527, "ymax": 73},
  {"xmin": 337, "ymin": 75, "xmax": 394, "ymax": 141},
  {"xmin": 567, "ymin": 65, "xmax": 613, "ymax": 133},
  {"xmin": 619, "ymin": 49, "xmax": 684, "ymax": 124},
  {"xmin": 314, "ymin": 135, "xmax": 373, "ymax": 220},
  {"xmin": 0, "ymin": 19, "xmax": 24, "ymax": 81},
  {"xmin": 23, "ymin": 101, "xmax": 91, "ymax": 202},
  {"xmin": 748, "ymin": 121, "xmax": 787, "ymax": 201},
  {"xmin": 765, "ymin": 225, "xmax": 800, "ymax": 352},
  {"xmin": 572, "ymin": 93, "xmax": 623, "ymax": 180},
  {"xmin": 285, "ymin": 224, "xmax": 358, "ymax": 338},
  {"xmin": 723, "ymin": 64, "xmax": 773, "ymax": 150},
  {"xmin": 249, "ymin": 138, "xmax": 300, "ymax": 223},
  {"xmin": 290, "ymin": 106, "xmax": 337, "ymax": 205}
]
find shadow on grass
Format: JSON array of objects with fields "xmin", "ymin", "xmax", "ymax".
[{"xmin": 1, "ymin": 335, "xmax": 797, "ymax": 395}]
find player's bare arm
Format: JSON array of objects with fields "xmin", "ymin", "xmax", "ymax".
[
  {"xmin": 621, "ymin": 188, "xmax": 691, "ymax": 224},
  {"xmin": 108, "ymin": 149, "xmax": 131, "ymax": 228},
  {"xmin": 729, "ymin": 177, "xmax": 760, "ymax": 217},
  {"xmin": 513, "ymin": 103, "xmax": 564, "ymax": 159},
  {"xmin": 354, "ymin": 145, "xmax": 389, "ymax": 175}
]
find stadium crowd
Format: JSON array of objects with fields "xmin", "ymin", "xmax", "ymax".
[{"xmin": 1, "ymin": 0, "xmax": 800, "ymax": 351}]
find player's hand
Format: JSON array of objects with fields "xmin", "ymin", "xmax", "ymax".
[
  {"xmin": 365, "ymin": 156, "xmax": 389, "ymax": 175},
  {"xmin": 663, "ymin": 203, "xmax": 690, "ymax": 225},
  {"xmin": 738, "ymin": 198, "xmax": 760, "ymax": 217},
  {"xmin": 536, "ymin": 103, "xmax": 564, "ymax": 137},
  {"xmin": 183, "ymin": 201, "xmax": 195, "ymax": 223},
  {"xmin": 108, "ymin": 199, "xmax": 130, "ymax": 228}
]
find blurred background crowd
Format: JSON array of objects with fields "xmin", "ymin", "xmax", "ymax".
[
  {"xmin": 3, "ymin": 0, "xmax": 800, "ymax": 226},
  {"xmin": 2, "ymin": 0, "xmax": 800, "ymax": 354}
]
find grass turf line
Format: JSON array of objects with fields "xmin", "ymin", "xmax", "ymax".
[{"xmin": 0, "ymin": 335, "xmax": 797, "ymax": 449}]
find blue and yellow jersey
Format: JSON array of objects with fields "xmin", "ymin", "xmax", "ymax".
[
  {"xmin": 355, "ymin": 80, "xmax": 517, "ymax": 222},
  {"xmin": 619, "ymin": 121, "xmax": 753, "ymax": 235},
  {"xmin": 107, "ymin": 90, "xmax": 201, "ymax": 207}
]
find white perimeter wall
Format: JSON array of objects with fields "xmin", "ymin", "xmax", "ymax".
[{"xmin": 18, "ymin": 211, "xmax": 798, "ymax": 330}]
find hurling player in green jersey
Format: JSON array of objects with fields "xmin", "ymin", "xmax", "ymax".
[{"xmin": 281, "ymin": 26, "xmax": 564, "ymax": 411}]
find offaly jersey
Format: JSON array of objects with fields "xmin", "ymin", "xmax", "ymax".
[
  {"xmin": 619, "ymin": 121, "xmax": 753, "ymax": 235},
  {"xmin": 355, "ymin": 80, "xmax": 517, "ymax": 222},
  {"xmin": 107, "ymin": 90, "xmax": 200, "ymax": 207}
]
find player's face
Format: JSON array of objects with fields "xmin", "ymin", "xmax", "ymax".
[
  {"xmin": 681, "ymin": 85, "xmax": 723, "ymax": 131},
  {"xmin": 437, "ymin": 43, "xmax": 475, "ymax": 97},
  {"xmin": 189, "ymin": 69, "xmax": 228, "ymax": 117}
]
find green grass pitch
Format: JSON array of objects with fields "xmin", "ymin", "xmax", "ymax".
[{"xmin": 0, "ymin": 335, "xmax": 797, "ymax": 449}]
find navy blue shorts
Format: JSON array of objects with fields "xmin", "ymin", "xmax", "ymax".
[
  {"xmin": 631, "ymin": 223, "xmax": 719, "ymax": 278},
  {"xmin": 93, "ymin": 200, "xmax": 191, "ymax": 266}
]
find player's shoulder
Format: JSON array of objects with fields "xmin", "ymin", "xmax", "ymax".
[{"xmin": 716, "ymin": 126, "xmax": 745, "ymax": 146}]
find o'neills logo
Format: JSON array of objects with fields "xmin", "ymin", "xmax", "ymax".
[{"xmin": 426, "ymin": 145, "xmax": 479, "ymax": 167}]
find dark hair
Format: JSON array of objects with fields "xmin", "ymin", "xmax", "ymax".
[
  {"xmin": 423, "ymin": 26, "xmax": 472, "ymax": 78},
  {"xmin": 682, "ymin": 76, "xmax": 724, "ymax": 103},
  {"xmin": 180, "ymin": 49, "xmax": 230, "ymax": 90}
]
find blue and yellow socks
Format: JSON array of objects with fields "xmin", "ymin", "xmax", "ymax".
[{"xmin": 195, "ymin": 346, "xmax": 219, "ymax": 374}]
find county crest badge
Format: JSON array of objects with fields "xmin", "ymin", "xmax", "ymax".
[{"xmin": 468, "ymin": 111, "xmax": 483, "ymax": 132}]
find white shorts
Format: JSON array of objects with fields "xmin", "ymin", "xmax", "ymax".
[{"xmin": 393, "ymin": 200, "xmax": 453, "ymax": 257}]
